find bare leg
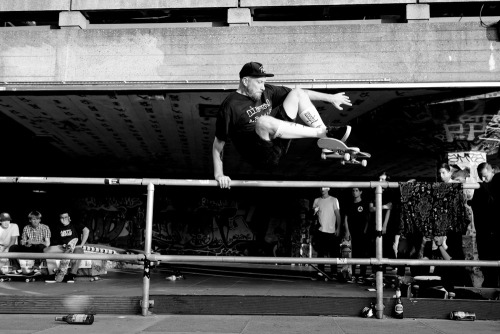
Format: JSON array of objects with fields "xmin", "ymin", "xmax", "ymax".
[
  {"xmin": 282, "ymin": 88, "xmax": 326, "ymax": 128},
  {"xmin": 255, "ymin": 88, "xmax": 350, "ymax": 141},
  {"xmin": 256, "ymin": 116, "xmax": 326, "ymax": 140}
]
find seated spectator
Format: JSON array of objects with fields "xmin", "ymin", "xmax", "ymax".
[
  {"xmin": 0, "ymin": 212, "xmax": 19, "ymax": 273},
  {"xmin": 412, "ymin": 232, "xmax": 470, "ymax": 298},
  {"xmin": 9, "ymin": 211, "xmax": 51, "ymax": 271},
  {"xmin": 44, "ymin": 211, "xmax": 89, "ymax": 282}
]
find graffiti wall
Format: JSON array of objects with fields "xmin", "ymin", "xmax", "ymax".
[{"xmin": 70, "ymin": 189, "xmax": 313, "ymax": 257}]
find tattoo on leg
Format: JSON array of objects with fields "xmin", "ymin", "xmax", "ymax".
[{"xmin": 301, "ymin": 111, "xmax": 320, "ymax": 127}]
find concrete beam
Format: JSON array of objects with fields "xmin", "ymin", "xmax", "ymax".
[
  {"xmin": 0, "ymin": 0, "xmax": 71, "ymax": 12},
  {"xmin": 1, "ymin": 23, "xmax": 498, "ymax": 83},
  {"xmin": 71, "ymin": 0, "xmax": 238, "ymax": 10},
  {"xmin": 59, "ymin": 11, "xmax": 89, "ymax": 29},
  {"xmin": 406, "ymin": 4, "xmax": 430, "ymax": 22},
  {"xmin": 240, "ymin": 0, "xmax": 416, "ymax": 6},
  {"xmin": 227, "ymin": 8, "xmax": 252, "ymax": 26}
]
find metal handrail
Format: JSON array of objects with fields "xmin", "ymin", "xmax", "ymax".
[{"xmin": 0, "ymin": 176, "xmax": 487, "ymax": 318}]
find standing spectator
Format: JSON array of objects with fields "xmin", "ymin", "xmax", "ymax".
[
  {"xmin": 369, "ymin": 173, "xmax": 398, "ymax": 274},
  {"xmin": 44, "ymin": 211, "xmax": 89, "ymax": 282},
  {"xmin": 312, "ymin": 187, "xmax": 341, "ymax": 280},
  {"xmin": 438, "ymin": 162, "xmax": 453, "ymax": 183},
  {"xmin": 0, "ymin": 212, "xmax": 19, "ymax": 273},
  {"xmin": 469, "ymin": 162, "xmax": 500, "ymax": 287},
  {"xmin": 9, "ymin": 211, "xmax": 51, "ymax": 271},
  {"xmin": 344, "ymin": 188, "xmax": 371, "ymax": 283}
]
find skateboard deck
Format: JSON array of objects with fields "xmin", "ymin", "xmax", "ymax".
[
  {"xmin": 338, "ymin": 238, "xmax": 353, "ymax": 282},
  {"xmin": 309, "ymin": 263, "xmax": 335, "ymax": 282},
  {"xmin": 0, "ymin": 271, "xmax": 45, "ymax": 282},
  {"xmin": 317, "ymin": 138, "xmax": 371, "ymax": 167},
  {"xmin": 55, "ymin": 238, "xmax": 78, "ymax": 283}
]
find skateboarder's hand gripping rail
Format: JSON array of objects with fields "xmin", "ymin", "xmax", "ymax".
[{"xmin": 213, "ymin": 62, "xmax": 352, "ymax": 189}]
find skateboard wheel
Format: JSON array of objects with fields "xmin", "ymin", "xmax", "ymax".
[
  {"xmin": 344, "ymin": 153, "xmax": 350, "ymax": 161},
  {"xmin": 361, "ymin": 160, "xmax": 367, "ymax": 167},
  {"xmin": 321, "ymin": 152, "xmax": 326, "ymax": 160}
]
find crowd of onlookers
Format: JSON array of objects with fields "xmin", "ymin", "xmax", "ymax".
[
  {"xmin": 310, "ymin": 162, "xmax": 500, "ymax": 295},
  {"xmin": 0, "ymin": 210, "xmax": 89, "ymax": 282}
]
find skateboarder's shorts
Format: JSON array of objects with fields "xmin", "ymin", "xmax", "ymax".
[{"xmin": 237, "ymin": 105, "xmax": 294, "ymax": 167}]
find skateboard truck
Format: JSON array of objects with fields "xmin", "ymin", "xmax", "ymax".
[{"xmin": 317, "ymin": 138, "xmax": 371, "ymax": 167}]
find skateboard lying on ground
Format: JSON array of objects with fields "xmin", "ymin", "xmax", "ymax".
[
  {"xmin": 317, "ymin": 138, "xmax": 371, "ymax": 167},
  {"xmin": 309, "ymin": 262, "xmax": 336, "ymax": 282},
  {"xmin": 0, "ymin": 271, "xmax": 44, "ymax": 282},
  {"xmin": 55, "ymin": 238, "xmax": 78, "ymax": 283}
]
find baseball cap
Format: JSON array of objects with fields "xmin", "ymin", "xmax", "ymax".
[
  {"xmin": 0, "ymin": 212, "xmax": 12, "ymax": 222},
  {"xmin": 239, "ymin": 62, "xmax": 274, "ymax": 78}
]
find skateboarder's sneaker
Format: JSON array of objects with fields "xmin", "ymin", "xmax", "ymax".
[
  {"xmin": 326, "ymin": 125, "xmax": 351, "ymax": 142},
  {"xmin": 62, "ymin": 273, "xmax": 76, "ymax": 283}
]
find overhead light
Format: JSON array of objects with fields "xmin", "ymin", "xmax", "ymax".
[{"xmin": 32, "ymin": 190, "xmax": 47, "ymax": 194}]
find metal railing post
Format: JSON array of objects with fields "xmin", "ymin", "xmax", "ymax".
[
  {"xmin": 141, "ymin": 183, "xmax": 155, "ymax": 316},
  {"xmin": 374, "ymin": 185, "xmax": 384, "ymax": 319}
]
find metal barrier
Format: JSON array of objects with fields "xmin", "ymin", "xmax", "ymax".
[{"xmin": 1, "ymin": 176, "xmax": 497, "ymax": 319}]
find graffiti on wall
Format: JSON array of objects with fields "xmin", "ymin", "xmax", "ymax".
[
  {"xmin": 76, "ymin": 196, "xmax": 145, "ymax": 248},
  {"xmin": 73, "ymin": 193, "xmax": 307, "ymax": 257}
]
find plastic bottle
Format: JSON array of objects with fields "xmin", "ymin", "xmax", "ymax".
[
  {"xmin": 55, "ymin": 314, "xmax": 94, "ymax": 325},
  {"xmin": 394, "ymin": 287, "xmax": 404, "ymax": 319}
]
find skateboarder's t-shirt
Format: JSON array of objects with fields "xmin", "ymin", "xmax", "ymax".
[
  {"xmin": 215, "ymin": 84, "xmax": 292, "ymax": 152},
  {"xmin": 53, "ymin": 222, "xmax": 86, "ymax": 245}
]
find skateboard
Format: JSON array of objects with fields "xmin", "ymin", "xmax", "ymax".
[
  {"xmin": 55, "ymin": 238, "xmax": 78, "ymax": 283},
  {"xmin": 309, "ymin": 263, "xmax": 336, "ymax": 282},
  {"xmin": 317, "ymin": 138, "xmax": 371, "ymax": 167},
  {"xmin": 0, "ymin": 271, "xmax": 45, "ymax": 282},
  {"xmin": 338, "ymin": 238, "xmax": 353, "ymax": 282}
]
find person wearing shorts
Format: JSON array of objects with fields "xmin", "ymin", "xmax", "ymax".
[{"xmin": 213, "ymin": 62, "xmax": 352, "ymax": 188}]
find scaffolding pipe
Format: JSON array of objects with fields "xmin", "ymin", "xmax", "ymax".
[
  {"xmin": 2, "ymin": 252, "xmax": 499, "ymax": 267},
  {"xmin": 145, "ymin": 255, "xmax": 500, "ymax": 268},
  {"xmin": 0, "ymin": 252, "xmax": 143, "ymax": 261},
  {"xmin": 141, "ymin": 183, "xmax": 155, "ymax": 316},
  {"xmin": 0, "ymin": 176, "xmax": 481, "ymax": 189},
  {"xmin": 374, "ymin": 185, "xmax": 384, "ymax": 319}
]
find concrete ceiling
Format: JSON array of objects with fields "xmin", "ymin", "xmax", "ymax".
[{"xmin": 0, "ymin": 87, "xmax": 499, "ymax": 182}]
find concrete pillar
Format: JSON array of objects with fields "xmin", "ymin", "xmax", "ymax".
[
  {"xmin": 406, "ymin": 4, "xmax": 430, "ymax": 23},
  {"xmin": 227, "ymin": 8, "xmax": 252, "ymax": 26},
  {"xmin": 59, "ymin": 11, "xmax": 88, "ymax": 29}
]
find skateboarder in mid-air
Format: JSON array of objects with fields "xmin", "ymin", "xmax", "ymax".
[{"xmin": 213, "ymin": 62, "xmax": 352, "ymax": 188}]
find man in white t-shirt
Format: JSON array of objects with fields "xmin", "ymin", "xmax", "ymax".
[
  {"xmin": 312, "ymin": 187, "xmax": 341, "ymax": 279},
  {"xmin": 0, "ymin": 212, "xmax": 19, "ymax": 273}
]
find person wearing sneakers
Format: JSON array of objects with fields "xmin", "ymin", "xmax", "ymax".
[
  {"xmin": 9, "ymin": 211, "xmax": 51, "ymax": 272},
  {"xmin": 312, "ymin": 187, "xmax": 341, "ymax": 280},
  {"xmin": 213, "ymin": 62, "xmax": 352, "ymax": 188},
  {"xmin": 0, "ymin": 212, "xmax": 19, "ymax": 273},
  {"xmin": 344, "ymin": 188, "xmax": 371, "ymax": 283},
  {"xmin": 43, "ymin": 211, "xmax": 89, "ymax": 282}
]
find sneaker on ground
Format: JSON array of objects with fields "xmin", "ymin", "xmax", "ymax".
[
  {"xmin": 326, "ymin": 125, "xmax": 351, "ymax": 142},
  {"xmin": 63, "ymin": 273, "xmax": 76, "ymax": 282}
]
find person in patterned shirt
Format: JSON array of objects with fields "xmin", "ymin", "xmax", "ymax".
[{"xmin": 9, "ymin": 211, "xmax": 51, "ymax": 271}]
